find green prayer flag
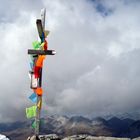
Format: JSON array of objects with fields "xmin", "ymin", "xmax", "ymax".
[
  {"xmin": 32, "ymin": 41, "xmax": 41, "ymax": 50},
  {"xmin": 31, "ymin": 119, "xmax": 43, "ymax": 129},
  {"xmin": 26, "ymin": 106, "xmax": 37, "ymax": 119},
  {"xmin": 31, "ymin": 120, "xmax": 36, "ymax": 129}
]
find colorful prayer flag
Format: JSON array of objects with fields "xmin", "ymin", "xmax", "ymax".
[
  {"xmin": 32, "ymin": 41, "xmax": 41, "ymax": 50},
  {"xmin": 31, "ymin": 120, "xmax": 36, "ymax": 129},
  {"xmin": 26, "ymin": 106, "xmax": 37, "ymax": 119},
  {"xmin": 29, "ymin": 93, "xmax": 37, "ymax": 103},
  {"xmin": 37, "ymin": 98, "xmax": 42, "ymax": 110}
]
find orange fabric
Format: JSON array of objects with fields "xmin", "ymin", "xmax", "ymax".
[
  {"xmin": 36, "ymin": 55, "xmax": 45, "ymax": 68},
  {"xmin": 34, "ymin": 87, "xmax": 43, "ymax": 96}
]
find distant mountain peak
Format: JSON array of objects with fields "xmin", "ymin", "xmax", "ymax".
[{"xmin": 69, "ymin": 116, "xmax": 91, "ymax": 123}]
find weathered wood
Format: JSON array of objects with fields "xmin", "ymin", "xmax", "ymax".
[
  {"xmin": 28, "ymin": 49, "xmax": 56, "ymax": 55},
  {"xmin": 36, "ymin": 19, "xmax": 44, "ymax": 41}
]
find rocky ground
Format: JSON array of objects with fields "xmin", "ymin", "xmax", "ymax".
[{"xmin": 27, "ymin": 134, "xmax": 140, "ymax": 140}]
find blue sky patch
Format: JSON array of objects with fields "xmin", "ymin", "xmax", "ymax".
[{"xmin": 89, "ymin": 0, "xmax": 113, "ymax": 17}]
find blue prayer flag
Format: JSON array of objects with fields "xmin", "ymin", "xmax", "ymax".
[{"xmin": 29, "ymin": 93, "xmax": 37, "ymax": 103}]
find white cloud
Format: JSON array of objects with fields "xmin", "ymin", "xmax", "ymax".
[{"xmin": 0, "ymin": 0, "xmax": 140, "ymax": 122}]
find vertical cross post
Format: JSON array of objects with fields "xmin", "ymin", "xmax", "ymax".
[{"xmin": 27, "ymin": 8, "xmax": 56, "ymax": 138}]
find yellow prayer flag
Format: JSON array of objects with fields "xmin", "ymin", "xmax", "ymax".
[{"xmin": 37, "ymin": 98, "xmax": 42, "ymax": 110}]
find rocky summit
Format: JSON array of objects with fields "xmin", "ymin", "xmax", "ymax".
[{"xmin": 28, "ymin": 134, "xmax": 140, "ymax": 140}]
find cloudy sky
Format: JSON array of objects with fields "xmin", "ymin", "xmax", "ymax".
[{"xmin": 0, "ymin": 0, "xmax": 140, "ymax": 122}]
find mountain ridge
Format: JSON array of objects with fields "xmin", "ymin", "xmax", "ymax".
[{"xmin": 0, "ymin": 115, "xmax": 140, "ymax": 140}]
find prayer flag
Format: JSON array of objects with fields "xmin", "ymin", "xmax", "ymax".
[
  {"xmin": 31, "ymin": 120, "xmax": 36, "ymax": 129},
  {"xmin": 31, "ymin": 73, "xmax": 38, "ymax": 88},
  {"xmin": 37, "ymin": 98, "xmax": 42, "ymax": 110},
  {"xmin": 29, "ymin": 93, "xmax": 37, "ymax": 103},
  {"xmin": 32, "ymin": 41, "xmax": 41, "ymax": 50},
  {"xmin": 26, "ymin": 106, "xmax": 37, "ymax": 119}
]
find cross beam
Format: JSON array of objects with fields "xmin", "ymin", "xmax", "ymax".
[{"xmin": 28, "ymin": 49, "xmax": 56, "ymax": 55}]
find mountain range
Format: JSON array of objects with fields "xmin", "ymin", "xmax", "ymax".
[{"xmin": 0, "ymin": 115, "xmax": 140, "ymax": 140}]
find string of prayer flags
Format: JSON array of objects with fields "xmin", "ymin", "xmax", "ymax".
[
  {"xmin": 29, "ymin": 93, "xmax": 37, "ymax": 103},
  {"xmin": 26, "ymin": 106, "xmax": 37, "ymax": 119}
]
